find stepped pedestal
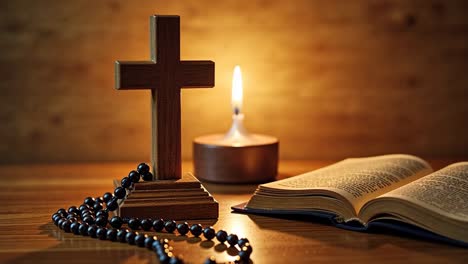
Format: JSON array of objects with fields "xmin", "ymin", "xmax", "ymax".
[{"xmin": 114, "ymin": 173, "xmax": 218, "ymax": 220}]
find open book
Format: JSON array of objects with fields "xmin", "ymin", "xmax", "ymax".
[{"xmin": 232, "ymin": 154, "xmax": 468, "ymax": 246}]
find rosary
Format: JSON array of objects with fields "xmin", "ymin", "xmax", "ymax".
[{"xmin": 51, "ymin": 163, "xmax": 252, "ymax": 264}]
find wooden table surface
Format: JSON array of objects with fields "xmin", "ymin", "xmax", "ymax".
[{"xmin": 0, "ymin": 160, "xmax": 466, "ymax": 264}]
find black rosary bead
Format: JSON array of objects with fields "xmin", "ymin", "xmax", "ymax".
[
  {"xmin": 79, "ymin": 223, "xmax": 89, "ymax": 236},
  {"xmin": 78, "ymin": 204, "xmax": 90, "ymax": 212},
  {"xmin": 87, "ymin": 225, "xmax": 98, "ymax": 238},
  {"xmin": 106, "ymin": 228, "xmax": 118, "ymax": 241},
  {"xmin": 135, "ymin": 233, "xmax": 146, "ymax": 247},
  {"xmin": 95, "ymin": 210, "xmax": 108, "ymax": 219},
  {"xmin": 84, "ymin": 197, "xmax": 95, "ymax": 206},
  {"xmin": 152, "ymin": 219, "xmax": 165, "ymax": 232},
  {"xmin": 54, "ymin": 212, "xmax": 63, "ymax": 219},
  {"xmin": 142, "ymin": 171, "xmax": 153, "ymax": 181},
  {"xmin": 216, "ymin": 230, "xmax": 228, "ymax": 243},
  {"xmin": 157, "ymin": 239, "xmax": 170, "ymax": 256},
  {"xmin": 82, "ymin": 216, "xmax": 95, "ymax": 225},
  {"xmin": 241, "ymin": 243, "xmax": 252, "ymax": 255},
  {"xmin": 114, "ymin": 187, "xmax": 126, "ymax": 199},
  {"xmin": 238, "ymin": 250, "xmax": 251, "ymax": 260},
  {"xmin": 53, "ymin": 216, "xmax": 62, "ymax": 226},
  {"xmin": 95, "ymin": 216, "xmax": 108, "ymax": 227},
  {"xmin": 117, "ymin": 229, "xmax": 128, "ymax": 243},
  {"xmin": 54, "ymin": 215, "xmax": 65, "ymax": 226},
  {"xmin": 102, "ymin": 192, "xmax": 113, "ymax": 203},
  {"xmin": 53, "ymin": 218, "xmax": 62, "ymax": 226},
  {"xmin": 128, "ymin": 170, "xmax": 141, "ymax": 183},
  {"xmin": 52, "ymin": 213, "xmax": 61, "ymax": 222},
  {"xmin": 137, "ymin": 163, "xmax": 150, "ymax": 174},
  {"xmin": 144, "ymin": 236, "xmax": 155, "ymax": 249},
  {"xmin": 96, "ymin": 227, "xmax": 108, "ymax": 240},
  {"xmin": 61, "ymin": 220, "xmax": 72, "ymax": 233},
  {"xmin": 67, "ymin": 206, "xmax": 79, "ymax": 215},
  {"xmin": 190, "ymin": 224, "xmax": 203, "ymax": 237},
  {"xmin": 93, "ymin": 202, "xmax": 103, "ymax": 211},
  {"xmin": 70, "ymin": 222, "xmax": 80, "ymax": 235},
  {"xmin": 203, "ymin": 227, "xmax": 216, "ymax": 240},
  {"xmin": 126, "ymin": 231, "xmax": 136, "ymax": 245},
  {"xmin": 57, "ymin": 208, "xmax": 67, "ymax": 216},
  {"xmin": 67, "ymin": 212, "xmax": 77, "ymax": 219},
  {"xmin": 57, "ymin": 218, "xmax": 66, "ymax": 228},
  {"xmin": 81, "ymin": 213, "xmax": 92, "ymax": 221},
  {"xmin": 159, "ymin": 254, "xmax": 170, "ymax": 264},
  {"xmin": 164, "ymin": 220, "xmax": 177, "ymax": 233},
  {"xmin": 237, "ymin": 238, "xmax": 249, "ymax": 247},
  {"xmin": 121, "ymin": 177, "xmax": 132, "ymax": 189},
  {"xmin": 109, "ymin": 216, "xmax": 123, "ymax": 228},
  {"xmin": 128, "ymin": 218, "xmax": 140, "ymax": 230},
  {"xmin": 152, "ymin": 240, "xmax": 162, "ymax": 251},
  {"xmin": 56, "ymin": 218, "xmax": 66, "ymax": 227},
  {"xmin": 155, "ymin": 248, "xmax": 167, "ymax": 259},
  {"xmin": 95, "ymin": 197, "xmax": 104, "ymax": 204},
  {"xmin": 80, "ymin": 209, "xmax": 91, "ymax": 217},
  {"xmin": 140, "ymin": 218, "xmax": 153, "ymax": 231},
  {"xmin": 176, "ymin": 222, "xmax": 189, "ymax": 235},
  {"xmin": 226, "ymin": 234, "xmax": 238, "ymax": 246},
  {"xmin": 80, "ymin": 209, "xmax": 89, "ymax": 219},
  {"xmin": 106, "ymin": 197, "xmax": 119, "ymax": 211}
]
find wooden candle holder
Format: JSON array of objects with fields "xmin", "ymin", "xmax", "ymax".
[{"xmin": 194, "ymin": 134, "xmax": 279, "ymax": 183}]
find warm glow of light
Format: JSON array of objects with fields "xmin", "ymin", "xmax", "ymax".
[{"xmin": 232, "ymin": 65, "xmax": 243, "ymax": 114}]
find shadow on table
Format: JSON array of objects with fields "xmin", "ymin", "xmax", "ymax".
[
  {"xmin": 6, "ymin": 222, "xmax": 252, "ymax": 264},
  {"xmin": 243, "ymin": 213, "xmax": 463, "ymax": 252}
]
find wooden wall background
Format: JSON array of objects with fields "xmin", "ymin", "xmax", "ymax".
[{"xmin": 0, "ymin": 0, "xmax": 467, "ymax": 163}]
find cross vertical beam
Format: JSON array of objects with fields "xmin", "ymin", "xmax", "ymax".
[{"xmin": 151, "ymin": 16, "xmax": 181, "ymax": 181}]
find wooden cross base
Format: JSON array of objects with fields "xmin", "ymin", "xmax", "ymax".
[{"xmin": 113, "ymin": 173, "xmax": 218, "ymax": 220}]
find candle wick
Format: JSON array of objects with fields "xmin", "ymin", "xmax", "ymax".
[{"xmin": 234, "ymin": 107, "xmax": 240, "ymax": 116}]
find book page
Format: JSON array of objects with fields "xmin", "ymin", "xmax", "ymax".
[
  {"xmin": 262, "ymin": 154, "xmax": 432, "ymax": 213},
  {"xmin": 381, "ymin": 162, "xmax": 468, "ymax": 221}
]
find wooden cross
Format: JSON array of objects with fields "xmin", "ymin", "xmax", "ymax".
[{"xmin": 115, "ymin": 15, "xmax": 215, "ymax": 180}]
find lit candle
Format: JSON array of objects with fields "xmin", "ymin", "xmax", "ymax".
[
  {"xmin": 232, "ymin": 65, "xmax": 243, "ymax": 114},
  {"xmin": 193, "ymin": 66, "xmax": 279, "ymax": 183},
  {"xmin": 222, "ymin": 66, "xmax": 252, "ymax": 146}
]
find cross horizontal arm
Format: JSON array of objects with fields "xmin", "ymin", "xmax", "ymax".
[
  {"xmin": 115, "ymin": 61, "xmax": 159, "ymax": 89},
  {"xmin": 178, "ymin": 61, "xmax": 215, "ymax": 88}
]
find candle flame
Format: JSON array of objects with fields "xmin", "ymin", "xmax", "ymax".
[{"xmin": 232, "ymin": 65, "xmax": 243, "ymax": 114}]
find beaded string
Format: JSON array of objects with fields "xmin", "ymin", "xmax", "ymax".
[{"xmin": 51, "ymin": 163, "xmax": 252, "ymax": 264}]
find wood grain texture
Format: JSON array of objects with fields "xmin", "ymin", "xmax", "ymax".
[
  {"xmin": 0, "ymin": 161, "xmax": 467, "ymax": 264},
  {"xmin": 115, "ymin": 15, "xmax": 214, "ymax": 180},
  {"xmin": 1, "ymin": 1, "xmax": 468, "ymax": 163}
]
